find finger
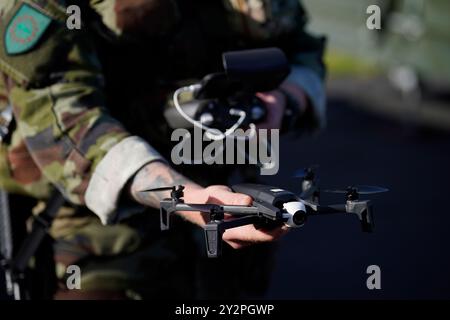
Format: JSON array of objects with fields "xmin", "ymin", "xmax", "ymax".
[
  {"xmin": 259, "ymin": 224, "xmax": 290, "ymax": 234},
  {"xmin": 185, "ymin": 185, "xmax": 232, "ymax": 203},
  {"xmin": 256, "ymin": 91, "xmax": 278, "ymax": 104},
  {"xmin": 250, "ymin": 229, "xmax": 279, "ymax": 242},
  {"xmin": 208, "ymin": 185, "xmax": 232, "ymax": 192},
  {"xmin": 255, "ymin": 94, "xmax": 285, "ymax": 131},
  {"xmin": 223, "ymin": 225, "xmax": 289, "ymax": 250},
  {"xmin": 224, "ymin": 239, "xmax": 249, "ymax": 250},
  {"xmin": 223, "ymin": 225, "xmax": 279, "ymax": 243},
  {"xmin": 228, "ymin": 192, "xmax": 253, "ymax": 206},
  {"xmin": 208, "ymin": 189, "xmax": 252, "ymax": 206},
  {"xmin": 272, "ymin": 226, "xmax": 290, "ymax": 238},
  {"xmin": 246, "ymin": 225, "xmax": 289, "ymax": 242}
]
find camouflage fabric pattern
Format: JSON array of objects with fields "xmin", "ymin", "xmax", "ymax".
[
  {"xmin": 0, "ymin": 72, "xmax": 129, "ymax": 204},
  {"xmin": 9, "ymin": 80, "xmax": 128, "ymax": 203},
  {"xmin": 51, "ymin": 208, "xmax": 195, "ymax": 298},
  {"xmin": 51, "ymin": 206, "xmax": 275, "ymax": 299},
  {"xmin": 0, "ymin": 1, "xmax": 130, "ymax": 204},
  {"xmin": 0, "ymin": 0, "xmax": 325, "ymax": 298}
]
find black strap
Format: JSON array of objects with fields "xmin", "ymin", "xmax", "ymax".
[{"xmin": 11, "ymin": 190, "xmax": 65, "ymax": 275}]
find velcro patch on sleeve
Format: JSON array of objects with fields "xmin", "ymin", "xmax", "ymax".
[
  {"xmin": 0, "ymin": 1, "xmax": 77, "ymax": 87},
  {"xmin": 5, "ymin": 3, "xmax": 52, "ymax": 55}
]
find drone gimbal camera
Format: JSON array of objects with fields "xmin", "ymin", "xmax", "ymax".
[{"xmin": 141, "ymin": 167, "xmax": 388, "ymax": 258}]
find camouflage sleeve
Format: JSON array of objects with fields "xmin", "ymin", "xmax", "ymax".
[
  {"xmin": 0, "ymin": 1, "xmax": 165, "ymax": 224},
  {"xmin": 4, "ymin": 69, "xmax": 165, "ymax": 225},
  {"xmin": 5, "ymin": 71, "xmax": 126, "ymax": 201}
]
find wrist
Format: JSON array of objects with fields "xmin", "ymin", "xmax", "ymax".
[
  {"xmin": 129, "ymin": 161, "xmax": 198, "ymax": 208},
  {"xmin": 279, "ymin": 82, "xmax": 309, "ymax": 131},
  {"xmin": 128, "ymin": 161, "xmax": 208, "ymax": 227},
  {"xmin": 280, "ymin": 82, "xmax": 308, "ymax": 113}
]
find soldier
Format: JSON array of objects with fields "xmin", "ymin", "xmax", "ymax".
[{"xmin": 0, "ymin": 0, "xmax": 326, "ymax": 299}]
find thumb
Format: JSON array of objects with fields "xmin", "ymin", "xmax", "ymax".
[{"xmin": 206, "ymin": 186, "xmax": 253, "ymax": 206}]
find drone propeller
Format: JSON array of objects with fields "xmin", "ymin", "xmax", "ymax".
[
  {"xmin": 325, "ymin": 185, "xmax": 389, "ymax": 195},
  {"xmin": 293, "ymin": 165, "xmax": 319, "ymax": 180},
  {"xmin": 140, "ymin": 186, "xmax": 176, "ymax": 193},
  {"xmin": 140, "ymin": 185, "xmax": 185, "ymax": 200},
  {"xmin": 182, "ymin": 203, "xmax": 220, "ymax": 213}
]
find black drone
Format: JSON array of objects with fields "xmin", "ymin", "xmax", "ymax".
[{"xmin": 141, "ymin": 167, "xmax": 388, "ymax": 258}]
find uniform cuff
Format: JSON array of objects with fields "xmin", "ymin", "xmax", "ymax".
[
  {"xmin": 286, "ymin": 66, "xmax": 327, "ymax": 129},
  {"xmin": 85, "ymin": 136, "xmax": 165, "ymax": 224}
]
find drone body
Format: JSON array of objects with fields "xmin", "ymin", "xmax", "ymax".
[{"xmin": 143, "ymin": 167, "xmax": 388, "ymax": 258}]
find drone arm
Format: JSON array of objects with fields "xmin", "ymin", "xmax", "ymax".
[
  {"xmin": 304, "ymin": 201, "xmax": 374, "ymax": 232},
  {"xmin": 169, "ymin": 203, "xmax": 259, "ymax": 215},
  {"xmin": 160, "ymin": 201, "xmax": 261, "ymax": 231},
  {"xmin": 319, "ymin": 204, "xmax": 347, "ymax": 213},
  {"xmin": 221, "ymin": 205, "xmax": 260, "ymax": 215},
  {"xmin": 251, "ymin": 202, "xmax": 282, "ymax": 221},
  {"xmin": 303, "ymin": 202, "xmax": 346, "ymax": 215}
]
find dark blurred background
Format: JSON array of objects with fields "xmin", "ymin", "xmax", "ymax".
[{"xmin": 264, "ymin": 0, "xmax": 450, "ymax": 299}]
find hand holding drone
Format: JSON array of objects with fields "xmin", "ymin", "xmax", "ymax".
[{"xmin": 141, "ymin": 167, "xmax": 388, "ymax": 258}]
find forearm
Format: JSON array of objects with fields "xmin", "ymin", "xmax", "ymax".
[
  {"xmin": 129, "ymin": 161, "xmax": 207, "ymax": 227},
  {"xmin": 278, "ymin": 66, "xmax": 326, "ymax": 132}
]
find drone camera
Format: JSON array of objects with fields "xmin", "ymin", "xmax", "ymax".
[
  {"xmin": 283, "ymin": 201, "xmax": 307, "ymax": 228},
  {"xmin": 292, "ymin": 211, "xmax": 307, "ymax": 226}
]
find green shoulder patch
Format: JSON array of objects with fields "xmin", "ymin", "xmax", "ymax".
[{"xmin": 5, "ymin": 3, "xmax": 52, "ymax": 55}]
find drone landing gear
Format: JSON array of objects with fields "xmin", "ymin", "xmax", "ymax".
[
  {"xmin": 346, "ymin": 200, "xmax": 374, "ymax": 232},
  {"xmin": 304, "ymin": 199, "xmax": 375, "ymax": 232},
  {"xmin": 204, "ymin": 216, "xmax": 260, "ymax": 258}
]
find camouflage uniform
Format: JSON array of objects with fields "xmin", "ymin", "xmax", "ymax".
[{"xmin": 0, "ymin": 0, "xmax": 326, "ymax": 299}]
